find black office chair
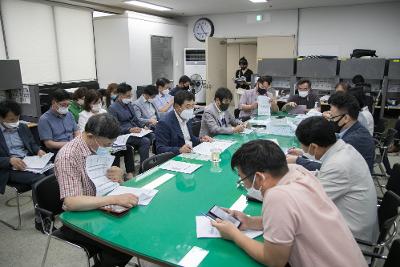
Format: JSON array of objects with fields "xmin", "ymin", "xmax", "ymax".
[
  {"xmin": 191, "ymin": 119, "xmax": 202, "ymax": 138},
  {"xmin": 32, "ymin": 174, "xmax": 96, "ymax": 267},
  {"xmin": 0, "ymin": 182, "xmax": 31, "ymax": 230},
  {"xmin": 362, "ymin": 239, "xmax": 400, "ymax": 267},
  {"xmin": 356, "ymin": 191, "xmax": 400, "ymax": 254},
  {"xmin": 374, "ymin": 164, "xmax": 400, "ymax": 198},
  {"xmin": 141, "ymin": 152, "xmax": 175, "ymax": 172},
  {"xmin": 373, "ymin": 128, "xmax": 398, "ymax": 193}
]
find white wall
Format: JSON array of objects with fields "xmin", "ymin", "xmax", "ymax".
[
  {"xmin": 181, "ymin": 2, "xmax": 400, "ymax": 58},
  {"xmin": 94, "ymin": 12, "xmax": 187, "ymax": 90},
  {"xmin": 180, "ymin": 9, "xmax": 299, "ymax": 49},
  {"xmin": 298, "ymin": 2, "xmax": 400, "ymax": 58}
]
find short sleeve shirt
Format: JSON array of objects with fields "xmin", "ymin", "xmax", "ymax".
[{"xmin": 38, "ymin": 109, "xmax": 77, "ymax": 142}]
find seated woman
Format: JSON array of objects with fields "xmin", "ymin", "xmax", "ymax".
[{"xmin": 78, "ymin": 89, "xmax": 135, "ymax": 180}]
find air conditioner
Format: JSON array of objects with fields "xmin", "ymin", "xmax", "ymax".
[{"xmin": 184, "ymin": 48, "xmax": 206, "ymax": 104}]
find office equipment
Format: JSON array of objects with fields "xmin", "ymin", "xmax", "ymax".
[{"xmin": 0, "ymin": 60, "xmax": 22, "ymax": 91}]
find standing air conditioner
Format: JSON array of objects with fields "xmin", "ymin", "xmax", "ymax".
[{"xmin": 184, "ymin": 48, "xmax": 206, "ymax": 104}]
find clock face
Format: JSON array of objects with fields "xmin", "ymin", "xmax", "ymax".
[{"xmin": 193, "ymin": 18, "xmax": 214, "ymax": 42}]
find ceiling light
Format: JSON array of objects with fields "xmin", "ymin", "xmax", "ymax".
[
  {"xmin": 249, "ymin": 0, "xmax": 268, "ymax": 3},
  {"xmin": 125, "ymin": 1, "xmax": 172, "ymax": 11},
  {"xmin": 93, "ymin": 11, "xmax": 114, "ymax": 18}
]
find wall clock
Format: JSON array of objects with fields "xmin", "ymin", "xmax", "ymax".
[{"xmin": 193, "ymin": 18, "xmax": 214, "ymax": 42}]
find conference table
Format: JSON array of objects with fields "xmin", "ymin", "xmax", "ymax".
[{"xmin": 60, "ymin": 114, "xmax": 300, "ymax": 267}]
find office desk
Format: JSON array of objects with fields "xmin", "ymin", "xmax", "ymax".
[{"xmin": 60, "ymin": 118, "xmax": 299, "ymax": 266}]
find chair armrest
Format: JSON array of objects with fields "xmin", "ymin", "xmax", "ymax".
[
  {"xmin": 361, "ymin": 250, "xmax": 387, "ymax": 260},
  {"xmin": 355, "ymin": 238, "xmax": 375, "ymax": 247},
  {"xmin": 35, "ymin": 206, "xmax": 53, "ymax": 218}
]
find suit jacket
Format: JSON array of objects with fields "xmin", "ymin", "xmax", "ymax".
[
  {"xmin": 155, "ymin": 110, "xmax": 200, "ymax": 155},
  {"xmin": 108, "ymin": 101, "xmax": 145, "ymax": 134},
  {"xmin": 297, "ymin": 121, "xmax": 375, "ymax": 173},
  {"xmin": 132, "ymin": 95, "xmax": 160, "ymax": 126},
  {"xmin": 199, "ymin": 102, "xmax": 240, "ymax": 137},
  {"xmin": 0, "ymin": 124, "xmax": 40, "ymax": 193}
]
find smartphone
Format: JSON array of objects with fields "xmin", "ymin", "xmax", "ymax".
[{"xmin": 207, "ymin": 205, "xmax": 241, "ymax": 228}]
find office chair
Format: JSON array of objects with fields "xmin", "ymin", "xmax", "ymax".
[
  {"xmin": 32, "ymin": 174, "xmax": 95, "ymax": 267},
  {"xmin": 362, "ymin": 239, "xmax": 400, "ymax": 267},
  {"xmin": 142, "ymin": 152, "xmax": 175, "ymax": 172},
  {"xmin": 191, "ymin": 119, "xmax": 202, "ymax": 138},
  {"xmin": 0, "ymin": 182, "xmax": 31, "ymax": 230},
  {"xmin": 356, "ymin": 191, "xmax": 400, "ymax": 255},
  {"xmin": 374, "ymin": 164, "xmax": 400, "ymax": 198}
]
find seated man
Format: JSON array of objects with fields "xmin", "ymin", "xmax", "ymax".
[
  {"xmin": 108, "ymin": 83, "xmax": 153, "ymax": 167},
  {"xmin": 288, "ymin": 92, "xmax": 375, "ymax": 172},
  {"xmin": 295, "ymin": 116, "xmax": 378, "ymax": 244},
  {"xmin": 55, "ymin": 113, "xmax": 134, "ymax": 266},
  {"xmin": 38, "ymin": 89, "xmax": 80, "ymax": 154},
  {"xmin": 239, "ymin": 76, "xmax": 279, "ymax": 120},
  {"xmin": 282, "ymin": 79, "xmax": 320, "ymax": 114},
  {"xmin": 169, "ymin": 75, "xmax": 191, "ymax": 97},
  {"xmin": 0, "ymin": 100, "xmax": 52, "ymax": 232},
  {"xmin": 68, "ymin": 87, "xmax": 88, "ymax": 122},
  {"xmin": 133, "ymin": 85, "xmax": 159, "ymax": 129},
  {"xmin": 200, "ymin": 87, "xmax": 245, "ymax": 137},
  {"xmin": 212, "ymin": 139, "xmax": 367, "ymax": 267},
  {"xmin": 153, "ymin": 78, "xmax": 173, "ymax": 115},
  {"xmin": 155, "ymin": 90, "xmax": 212, "ymax": 155}
]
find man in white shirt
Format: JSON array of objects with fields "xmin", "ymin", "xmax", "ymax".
[
  {"xmin": 294, "ymin": 116, "xmax": 378, "ymax": 243},
  {"xmin": 155, "ymin": 90, "xmax": 212, "ymax": 155}
]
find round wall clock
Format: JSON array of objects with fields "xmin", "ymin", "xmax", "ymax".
[{"xmin": 193, "ymin": 18, "xmax": 214, "ymax": 42}]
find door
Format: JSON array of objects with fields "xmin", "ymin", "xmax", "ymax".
[
  {"xmin": 257, "ymin": 36, "xmax": 296, "ymax": 59},
  {"xmin": 206, "ymin": 37, "xmax": 227, "ymax": 105},
  {"xmin": 151, "ymin": 36, "xmax": 173, "ymax": 83}
]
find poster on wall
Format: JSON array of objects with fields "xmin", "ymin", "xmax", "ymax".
[{"xmin": 10, "ymin": 85, "xmax": 31, "ymax": 104}]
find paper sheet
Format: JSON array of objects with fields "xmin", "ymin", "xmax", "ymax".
[
  {"xmin": 131, "ymin": 129, "xmax": 153, "ymax": 138},
  {"xmin": 257, "ymin": 95, "xmax": 271, "ymax": 116},
  {"xmin": 107, "ymin": 186, "xmax": 158, "ymax": 206},
  {"xmin": 178, "ymin": 246, "xmax": 209, "ymax": 267},
  {"xmin": 229, "ymin": 195, "xmax": 248, "ymax": 212},
  {"xmin": 142, "ymin": 173, "xmax": 175, "ymax": 190},
  {"xmin": 241, "ymin": 128, "xmax": 254, "ymax": 135},
  {"xmin": 85, "ymin": 154, "xmax": 118, "ymax": 196},
  {"xmin": 25, "ymin": 163, "xmax": 54, "ymax": 174},
  {"xmin": 23, "ymin": 153, "xmax": 53, "ymax": 169},
  {"xmin": 160, "ymin": 160, "xmax": 202, "ymax": 174},
  {"xmin": 113, "ymin": 134, "xmax": 132, "ymax": 146},
  {"xmin": 195, "ymin": 216, "xmax": 263, "ymax": 239},
  {"xmin": 179, "ymin": 153, "xmax": 211, "ymax": 161},
  {"xmin": 192, "ymin": 140, "xmax": 235, "ymax": 157}
]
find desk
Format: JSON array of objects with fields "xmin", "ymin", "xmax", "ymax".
[{"xmin": 60, "ymin": 118, "xmax": 299, "ymax": 266}]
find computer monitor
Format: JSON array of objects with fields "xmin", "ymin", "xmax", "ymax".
[{"xmin": 0, "ymin": 60, "xmax": 23, "ymax": 90}]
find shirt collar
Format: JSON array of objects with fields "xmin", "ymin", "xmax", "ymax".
[
  {"xmin": 50, "ymin": 109, "xmax": 65, "ymax": 118},
  {"xmin": 174, "ymin": 109, "xmax": 185, "ymax": 124},
  {"xmin": 214, "ymin": 102, "xmax": 222, "ymax": 113},
  {"xmin": 0, "ymin": 123, "xmax": 18, "ymax": 133}
]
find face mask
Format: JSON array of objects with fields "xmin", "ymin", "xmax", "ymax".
[
  {"xmin": 298, "ymin": 91, "xmax": 309, "ymax": 98},
  {"xmin": 162, "ymin": 89, "xmax": 170, "ymax": 96},
  {"xmin": 111, "ymin": 94, "xmax": 118, "ymax": 101},
  {"xmin": 303, "ymin": 148, "xmax": 316, "ymax": 161},
  {"xmin": 94, "ymin": 138, "xmax": 111, "ymax": 156},
  {"xmin": 329, "ymin": 114, "xmax": 346, "ymax": 133},
  {"xmin": 180, "ymin": 108, "xmax": 194, "ymax": 121},
  {"xmin": 257, "ymin": 88, "xmax": 267, "ymax": 95},
  {"xmin": 183, "ymin": 86, "xmax": 190, "ymax": 91},
  {"xmin": 246, "ymin": 175, "xmax": 263, "ymax": 202},
  {"xmin": 92, "ymin": 103, "xmax": 102, "ymax": 112},
  {"xmin": 122, "ymin": 98, "xmax": 132, "ymax": 105},
  {"xmin": 77, "ymin": 99, "xmax": 84, "ymax": 106},
  {"xmin": 220, "ymin": 103, "xmax": 230, "ymax": 111},
  {"xmin": 57, "ymin": 106, "xmax": 69, "ymax": 115},
  {"xmin": 2, "ymin": 121, "xmax": 19, "ymax": 129}
]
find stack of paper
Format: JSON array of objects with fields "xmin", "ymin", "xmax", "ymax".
[
  {"xmin": 257, "ymin": 95, "xmax": 271, "ymax": 116},
  {"xmin": 192, "ymin": 140, "xmax": 235, "ymax": 157},
  {"xmin": 131, "ymin": 129, "xmax": 152, "ymax": 138},
  {"xmin": 160, "ymin": 160, "xmax": 202, "ymax": 174},
  {"xmin": 22, "ymin": 153, "xmax": 54, "ymax": 174},
  {"xmin": 195, "ymin": 216, "xmax": 263, "ymax": 239},
  {"xmin": 86, "ymin": 154, "xmax": 119, "ymax": 196}
]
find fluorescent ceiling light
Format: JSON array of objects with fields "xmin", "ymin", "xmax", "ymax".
[
  {"xmin": 125, "ymin": 1, "xmax": 172, "ymax": 11},
  {"xmin": 93, "ymin": 11, "xmax": 114, "ymax": 17},
  {"xmin": 249, "ymin": 0, "xmax": 268, "ymax": 3}
]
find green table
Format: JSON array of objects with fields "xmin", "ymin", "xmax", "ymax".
[{"xmin": 60, "ymin": 117, "xmax": 299, "ymax": 266}]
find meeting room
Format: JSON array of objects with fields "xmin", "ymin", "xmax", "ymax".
[{"xmin": 1, "ymin": 0, "xmax": 400, "ymax": 266}]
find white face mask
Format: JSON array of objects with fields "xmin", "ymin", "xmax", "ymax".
[
  {"xmin": 180, "ymin": 108, "xmax": 194, "ymax": 121},
  {"xmin": 303, "ymin": 146, "xmax": 316, "ymax": 161},
  {"xmin": 246, "ymin": 174, "xmax": 263, "ymax": 202},
  {"xmin": 92, "ymin": 103, "xmax": 102, "ymax": 112},
  {"xmin": 2, "ymin": 121, "xmax": 19, "ymax": 129},
  {"xmin": 298, "ymin": 91, "xmax": 309, "ymax": 98},
  {"xmin": 162, "ymin": 89, "xmax": 170, "ymax": 96},
  {"xmin": 122, "ymin": 98, "xmax": 132, "ymax": 105},
  {"xmin": 57, "ymin": 106, "xmax": 69, "ymax": 115}
]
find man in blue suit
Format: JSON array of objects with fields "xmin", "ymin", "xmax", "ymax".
[
  {"xmin": 287, "ymin": 92, "xmax": 375, "ymax": 173},
  {"xmin": 156, "ymin": 91, "xmax": 212, "ymax": 155},
  {"xmin": 0, "ymin": 100, "xmax": 50, "ymax": 232}
]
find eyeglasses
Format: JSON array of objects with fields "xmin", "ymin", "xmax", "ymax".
[{"xmin": 236, "ymin": 173, "xmax": 253, "ymax": 184}]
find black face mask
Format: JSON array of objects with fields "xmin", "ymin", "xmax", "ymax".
[
  {"xmin": 258, "ymin": 88, "xmax": 267, "ymax": 95},
  {"xmin": 329, "ymin": 114, "xmax": 346, "ymax": 133},
  {"xmin": 240, "ymin": 66, "xmax": 247, "ymax": 71},
  {"xmin": 220, "ymin": 103, "xmax": 230, "ymax": 111},
  {"xmin": 183, "ymin": 86, "xmax": 190, "ymax": 90}
]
